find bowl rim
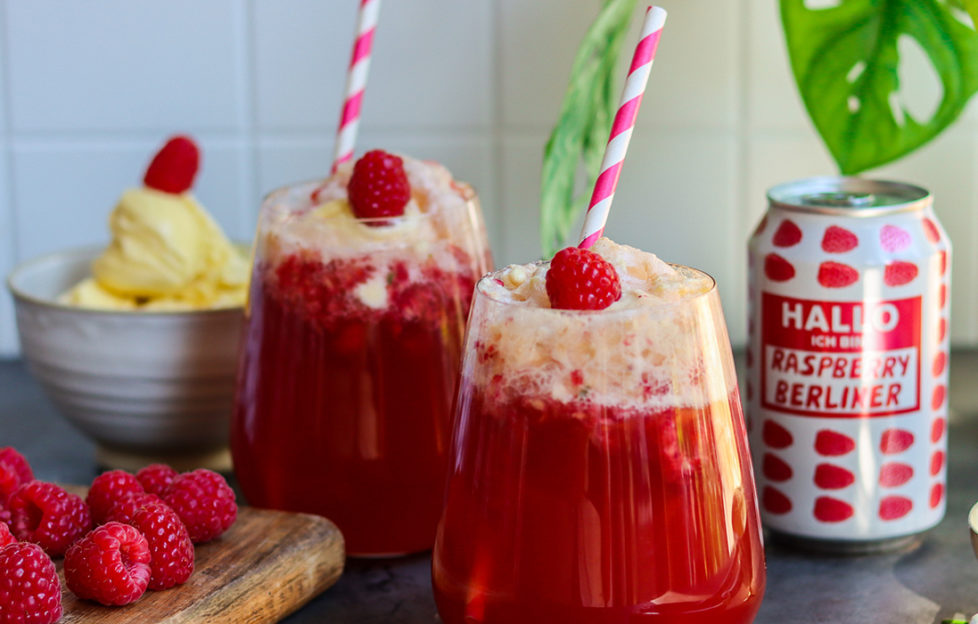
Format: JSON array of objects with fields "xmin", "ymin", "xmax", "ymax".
[{"xmin": 7, "ymin": 244, "xmax": 245, "ymax": 318}]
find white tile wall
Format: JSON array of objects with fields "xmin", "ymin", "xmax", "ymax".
[
  {"xmin": 0, "ymin": 1, "xmax": 15, "ymax": 355},
  {"xmin": 0, "ymin": 145, "xmax": 14, "ymax": 356},
  {"xmin": 498, "ymin": 131, "xmax": 547, "ymax": 265},
  {"xmin": 253, "ymin": 0, "xmax": 493, "ymax": 131},
  {"xmin": 11, "ymin": 139, "xmax": 253, "ymax": 261},
  {"xmin": 6, "ymin": 1, "xmax": 247, "ymax": 132},
  {"xmin": 1, "ymin": 0, "xmax": 977, "ymax": 357}
]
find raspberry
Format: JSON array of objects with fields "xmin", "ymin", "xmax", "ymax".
[
  {"xmin": 8, "ymin": 481, "xmax": 92, "ymax": 556},
  {"xmin": 105, "ymin": 492, "xmax": 165, "ymax": 525},
  {"xmin": 136, "ymin": 463, "xmax": 178, "ymax": 497},
  {"xmin": 0, "ymin": 448, "xmax": 33, "ymax": 489},
  {"xmin": 0, "ymin": 470, "xmax": 18, "ymax": 512},
  {"xmin": 347, "ymin": 149, "xmax": 411, "ymax": 222},
  {"xmin": 163, "ymin": 469, "xmax": 237, "ymax": 543},
  {"xmin": 545, "ymin": 247, "xmax": 622, "ymax": 311},
  {"xmin": 0, "ymin": 522, "xmax": 14, "ymax": 548},
  {"xmin": 143, "ymin": 135, "xmax": 200, "ymax": 194},
  {"xmin": 0, "ymin": 448, "xmax": 33, "ymax": 507},
  {"xmin": 393, "ymin": 282, "xmax": 444, "ymax": 323},
  {"xmin": 0, "ymin": 542, "xmax": 62, "ymax": 624},
  {"xmin": 131, "ymin": 501, "xmax": 194, "ymax": 590},
  {"xmin": 87, "ymin": 470, "xmax": 145, "ymax": 525},
  {"xmin": 64, "ymin": 522, "xmax": 151, "ymax": 606}
]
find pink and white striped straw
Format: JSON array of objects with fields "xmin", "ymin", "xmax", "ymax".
[
  {"xmin": 332, "ymin": 0, "xmax": 382, "ymax": 172},
  {"xmin": 579, "ymin": 6, "xmax": 667, "ymax": 249}
]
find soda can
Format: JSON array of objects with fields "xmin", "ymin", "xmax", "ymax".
[{"xmin": 746, "ymin": 177, "xmax": 950, "ymax": 553}]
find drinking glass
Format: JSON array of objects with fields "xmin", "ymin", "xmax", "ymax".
[
  {"xmin": 432, "ymin": 265, "xmax": 766, "ymax": 623},
  {"xmin": 232, "ymin": 178, "xmax": 491, "ymax": 556}
]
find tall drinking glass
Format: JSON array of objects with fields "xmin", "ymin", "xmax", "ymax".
[
  {"xmin": 432, "ymin": 244, "xmax": 765, "ymax": 623},
  {"xmin": 232, "ymin": 159, "xmax": 491, "ymax": 556}
]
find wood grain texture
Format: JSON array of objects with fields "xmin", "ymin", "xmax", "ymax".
[{"xmin": 57, "ymin": 486, "xmax": 345, "ymax": 623}]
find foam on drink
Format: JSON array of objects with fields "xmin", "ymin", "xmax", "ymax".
[
  {"xmin": 258, "ymin": 156, "xmax": 486, "ymax": 311},
  {"xmin": 470, "ymin": 237, "xmax": 729, "ymax": 409},
  {"xmin": 258, "ymin": 156, "xmax": 481, "ymax": 308}
]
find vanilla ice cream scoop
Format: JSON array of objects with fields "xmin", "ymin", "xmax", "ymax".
[
  {"xmin": 93, "ymin": 188, "xmax": 227, "ymax": 297},
  {"xmin": 61, "ymin": 136, "xmax": 248, "ymax": 311}
]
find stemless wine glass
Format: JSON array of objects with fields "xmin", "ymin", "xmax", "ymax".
[
  {"xmin": 432, "ymin": 262, "xmax": 766, "ymax": 623},
  {"xmin": 232, "ymin": 168, "xmax": 491, "ymax": 556}
]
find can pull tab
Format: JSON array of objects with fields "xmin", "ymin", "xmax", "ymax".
[{"xmin": 802, "ymin": 192, "xmax": 875, "ymax": 207}]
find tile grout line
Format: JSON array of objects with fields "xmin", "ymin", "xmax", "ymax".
[
  {"xmin": 240, "ymin": 0, "xmax": 261, "ymax": 237},
  {"xmin": 733, "ymin": 0, "xmax": 753, "ymax": 348},
  {"xmin": 964, "ymin": 127, "xmax": 978, "ymax": 347},
  {"xmin": 489, "ymin": 0, "xmax": 505, "ymax": 263},
  {"xmin": 0, "ymin": 0, "xmax": 21, "ymax": 357},
  {"xmin": 0, "ymin": 0, "xmax": 19, "ymax": 266}
]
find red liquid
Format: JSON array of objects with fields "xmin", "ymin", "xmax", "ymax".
[
  {"xmin": 433, "ymin": 385, "xmax": 765, "ymax": 623},
  {"xmin": 232, "ymin": 253, "xmax": 478, "ymax": 555}
]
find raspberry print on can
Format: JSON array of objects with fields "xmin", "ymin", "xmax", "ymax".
[{"xmin": 747, "ymin": 177, "xmax": 950, "ymax": 553}]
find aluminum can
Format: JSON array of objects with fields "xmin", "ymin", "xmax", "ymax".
[{"xmin": 747, "ymin": 177, "xmax": 950, "ymax": 553}]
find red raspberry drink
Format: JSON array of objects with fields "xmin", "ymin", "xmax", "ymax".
[
  {"xmin": 432, "ymin": 239, "xmax": 765, "ymax": 623},
  {"xmin": 231, "ymin": 153, "xmax": 491, "ymax": 556},
  {"xmin": 747, "ymin": 177, "xmax": 950, "ymax": 552}
]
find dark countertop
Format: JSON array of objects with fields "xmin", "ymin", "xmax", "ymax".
[{"xmin": 2, "ymin": 353, "xmax": 977, "ymax": 623}]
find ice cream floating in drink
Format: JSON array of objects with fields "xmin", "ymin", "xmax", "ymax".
[
  {"xmin": 230, "ymin": 0, "xmax": 492, "ymax": 557},
  {"xmin": 433, "ymin": 239, "xmax": 766, "ymax": 623},
  {"xmin": 433, "ymin": 7, "xmax": 765, "ymax": 621},
  {"xmin": 231, "ymin": 152, "xmax": 491, "ymax": 556}
]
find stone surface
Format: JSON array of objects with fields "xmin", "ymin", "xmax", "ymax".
[{"xmin": 1, "ymin": 355, "xmax": 977, "ymax": 623}]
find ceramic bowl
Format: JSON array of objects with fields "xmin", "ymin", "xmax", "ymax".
[{"xmin": 7, "ymin": 246, "xmax": 244, "ymax": 471}]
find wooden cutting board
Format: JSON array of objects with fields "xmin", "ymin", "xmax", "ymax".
[{"xmin": 57, "ymin": 486, "xmax": 345, "ymax": 623}]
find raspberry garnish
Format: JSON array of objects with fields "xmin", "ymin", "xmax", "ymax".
[
  {"xmin": 105, "ymin": 492, "xmax": 165, "ymax": 525},
  {"xmin": 8, "ymin": 481, "xmax": 92, "ymax": 556},
  {"xmin": 347, "ymin": 149, "xmax": 411, "ymax": 223},
  {"xmin": 163, "ymin": 469, "xmax": 237, "ymax": 543},
  {"xmin": 0, "ymin": 447, "xmax": 34, "ymax": 507},
  {"xmin": 136, "ymin": 463, "xmax": 178, "ymax": 497},
  {"xmin": 0, "ymin": 542, "xmax": 62, "ymax": 624},
  {"xmin": 0, "ymin": 522, "xmax": 15, "ymax": 548},
  {"xmin": 131, "ymin": 501, "xmax": 194, "ymax": 590},
  {"xmin": 143, "ymin": 135, "xmax": 200, "ymax": 194},
  {"xmin": 64, "ymin": 522, "xmax": 151, "ymax": 606},
  {"xmin": 87, "ymin": 470, "xmax": 145, "ymax": 525},
  {"xmin": 545, "ymin": 246, "xmax": 622, "ymax": 311}
]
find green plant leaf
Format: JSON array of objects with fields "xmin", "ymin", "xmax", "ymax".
[
  {"xmin": 950, "ymin": 0, "xmax": 978, "ymax": 27},
  {"xmin": 540, "ymin": 0, "xmax": 637, "ymax": 258},
  {"xmin": 781, "ymin": 0, "xmax": 978, "ymax": 174},
  {"xmin": 966, "ymin": 0, "xmax": 978, "ymax": 29}
]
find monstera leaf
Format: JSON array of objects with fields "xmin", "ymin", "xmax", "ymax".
[{"xmin": 782, "ymin": 0, "xmax": 978, "ymax": 174}]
